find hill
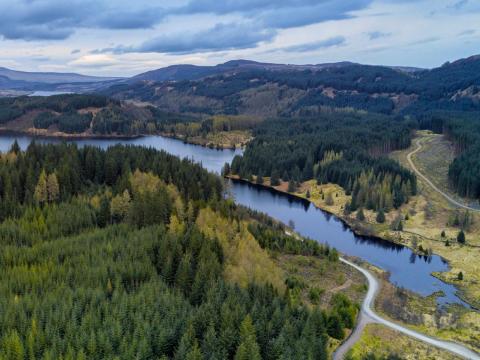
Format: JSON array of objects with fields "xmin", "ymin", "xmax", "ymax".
[
  {"xmin": 104, "ymin": 55, "xmax": 480, "ymax": 118},
  {"xmin": 128, "ymin": 59, "xmax": 355, "ymax": 83},
  {"xmin": 0, "ymin": 94, "xmax": 190, "ymax": 137},
  {"xmin": 0, "ymin": 67, "xmax": 122, "ymax": 92}
]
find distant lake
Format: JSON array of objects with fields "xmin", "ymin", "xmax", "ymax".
[{"xmin": 29, "ymin": 91, "xmax": 73, "ymax": 96}]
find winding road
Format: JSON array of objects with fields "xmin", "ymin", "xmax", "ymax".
[
  {"xmin": 407, "ymin": 137, "xmax": 480, "ymax": 212},
  {"xmin": 333, "ymin": 258, "xmax": 480, "ymax": 360}
]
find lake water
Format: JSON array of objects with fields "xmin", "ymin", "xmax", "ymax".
[
  {"xmin": 28, "ymin": 91, "xmax": 73, "ymax": 96},
  {"xmin": 0, "ymin": 133, "xmax": 470, "ymax": 308}
]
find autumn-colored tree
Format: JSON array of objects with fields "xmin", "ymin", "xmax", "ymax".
[
  {"xmin": 34, "ymin": 169, "xmax": 48, "ymax": 204},
  {"xmin": 110, "ymin": 190, "xmax": 131, "ymax": 222},
  {"xmin": 47, "ymin": 172, "xmax": 60, "ymax": 202}
]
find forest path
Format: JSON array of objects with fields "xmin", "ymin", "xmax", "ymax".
[
  {"xmin": 407, "ymin": 137, "xmax": 480, "ymax": 212},
  {"xmin": 333, "ymin": 258, "xmax": 480, "ymax": 360}
]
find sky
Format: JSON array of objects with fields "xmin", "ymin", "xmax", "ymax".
[{"xmin": 0, "ymin": 0, "xmax": 479, "ymax": 77}]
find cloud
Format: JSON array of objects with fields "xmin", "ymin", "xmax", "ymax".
[
  {"xmin": 408, "ymin": 37, "xmax": 440, "ymax": 46},
  {"xmin": 0, "ymin": 0, "xmax": 166, "ymax": 41},
  {"xmin": 458, "ymin": 29, "xmax": 475, "ymax": 36},
  {"xmin": 102, "ymin": 23, "xmax": 276, "ymax": 54},
  {"xmin": 281, "ymin": 36, "xmax": 346, "ymax": 53},
  {"xmin": 0, "ymin": 0, "xmax": 373, "ymax": 43},
  {"xmin": 69, "ymin": 54, "xmax": 118, "ymax": 68},
  {"xmin": 31, "ymin": 56, "xmax": 51, "ymax": 62},
  {"xmin": 368, "ymin": 31, "xmax": 391, "ymax": 40},
  {"xmin": 71, "ymin": 49, "xmax": 81, "ymax": 55},
  {"xmin": 258, "ymin": 0, "xmax": 372, "ymax": 29},
  {"xmin": 450, "ymin": 0, "xmax": 468, "ymax": 10}
]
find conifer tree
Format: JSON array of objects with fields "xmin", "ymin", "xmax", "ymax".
[
  {"xmin": 376, "ymin": 209, "xmax": 385, "ymax": 223},
  {"xmin": 356, "ymin": 208, "xmax": 365, "ymax": 221},
  {"xmin": 234, "ymin": 315, "xmax": 261, "ymax": 360}
]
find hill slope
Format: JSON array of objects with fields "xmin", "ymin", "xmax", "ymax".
[{"xmin": 104, "ymin": 56, "xmax": 480, "ymax": 118}]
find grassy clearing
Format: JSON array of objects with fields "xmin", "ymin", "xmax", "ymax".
[
  {"xmin": 347, "ymin": 323, "xmax": 463, "ymax": 360},
  {"xmin": 277, "ymin": 254, "xmax": 366, "ymax": 310},
  {"xmin": 165, "ymin": 130, "xmax": 252, "ymax": 149}
]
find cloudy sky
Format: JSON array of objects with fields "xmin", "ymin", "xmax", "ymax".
[{"xmin": 0, "ymin": 0, "xmax": 479, "ymax": 76}]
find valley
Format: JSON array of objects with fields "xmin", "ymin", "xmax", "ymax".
[{"xmin": 1, "ymin": 54, "xmax": 480, "ymax": 359}]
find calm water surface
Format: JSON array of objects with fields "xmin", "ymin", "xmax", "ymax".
[{"xmin": 0, "ymin": 134, "xmax": 470, "ymax": 308}]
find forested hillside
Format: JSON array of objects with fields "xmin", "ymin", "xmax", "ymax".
[
  {"xmin": 104, "ymin": 55, "xmax": 480, "ymax": 118},
  {"xmin": 0, "ymin": 94, "xmax": 193, "ymax": 136},
  {"xmin": 0, "ymin": 142, "xmax": 358, "ymax": 359},
  {"xmin": 227, "ymin": 111, "xmax": 416, "ymax": 212}
]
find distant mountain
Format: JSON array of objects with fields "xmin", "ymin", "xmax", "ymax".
[
  {"xmin": 0, "ymin": 67, "xmax": 120, "ymax": 84},
  {"xmin": 104, "ymin": 55, "xmax": 480, "ymax": 118},
  {"xmin": 0, "ymin": 67, "xmax": 123, "ymax": 92}
]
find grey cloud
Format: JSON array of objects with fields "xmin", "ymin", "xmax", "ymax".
[
  {"xmin": 458, "ymin": 29, "xmax": 475, "ymax": 36},
  {"xmin": 71, "ymin": 49, "xmax": 81, "ymax": 55},
  {"xmin": 451, "ymin": 0, "xmax": 468, "ymax": 10},
  {"xmin": 0, "ymin": 0, "xmax": 166, "ymax": 41},
  {"xmin": 107, "ymin": 23, "xmax": 276, "ymax": 54},
  {"xmin": 258, "ymin": 0, "xmax": 372, "ymax": 29},
  {"xmin": 3, "ymin": 0, "xmax": 364, "ymax": 42},
  {"xmin": 368, "ymin": 31, "xmax": 391, "ymax": 40},
  {"xmin": 409, "ymin": 37, "xmax": 440, "ymax": 46},
  {"xmin": 282, "ymin": 36, "xmax": 346, "ymax": 52}
]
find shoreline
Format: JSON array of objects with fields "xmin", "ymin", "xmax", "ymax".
[
  {"xmin": 225, "ymin": 175, "xmax": 476, "ymax": 310},
  {"xmin": 0, "ymin": 128, "xmax": 145, "ymax": 140},
  {"xmin": 0, "ymin": 128, "xmax": 247, "ymax": 150},
  {"xmin": 159, "ymin": 131, "xmax": 247, "ymax": 150}
]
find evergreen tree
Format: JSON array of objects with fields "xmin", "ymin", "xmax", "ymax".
[
  {"xmin": 270, "ymin": 169, "xmax": 280, "ymax": 186},
  {"xmin": 288, "ymin": 180, "xmax": 296, "ymax": 193},
  {"xmin": 234, "ymin": 315, "xmax": 261, "ymax": 360},
  {"xmin": 356, "ymin": 208, "xmax": 365, "ymax": 221},
  {"xmin": 256, "ymin": 172, "xmax": 264, "ymax": 185},
  {"xmin": 327, "ymin": 313, "xmax": 344, "ymax": 340},
  {"xmin": 457, "ymin": 230, "xmax": 466, "ymax": 244},
  {"xmin": 376, "ymin": 209, "xmax": 385, "ymax": 223},
  {"xmin": 2, "ymin": 330, "xmax": 24, "ymax": 360},
  {"xmin": 458, "ymin": 271, "xmax": 464, "ymax": 280},
  {"xmin": 222, "ymin": 162, "xmax": 231, "ymax": 176}
]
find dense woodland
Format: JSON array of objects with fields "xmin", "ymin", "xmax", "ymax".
[
  {"xmin": 0, "ymin": 142, "xmax": 357, "ymax": 359},
  {"xmin": 228, "ymin": 112, "xmax": 416, "ymax": 212}
]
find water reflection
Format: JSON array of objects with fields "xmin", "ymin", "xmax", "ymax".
[{"xmin": 228, "ymin": 180, "xmax": 472, "ymax": 308}]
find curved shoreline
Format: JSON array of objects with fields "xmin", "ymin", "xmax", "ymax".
[{"xmin": 228, "ymin": 176, "xmax": 478, "ymax": 310}]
